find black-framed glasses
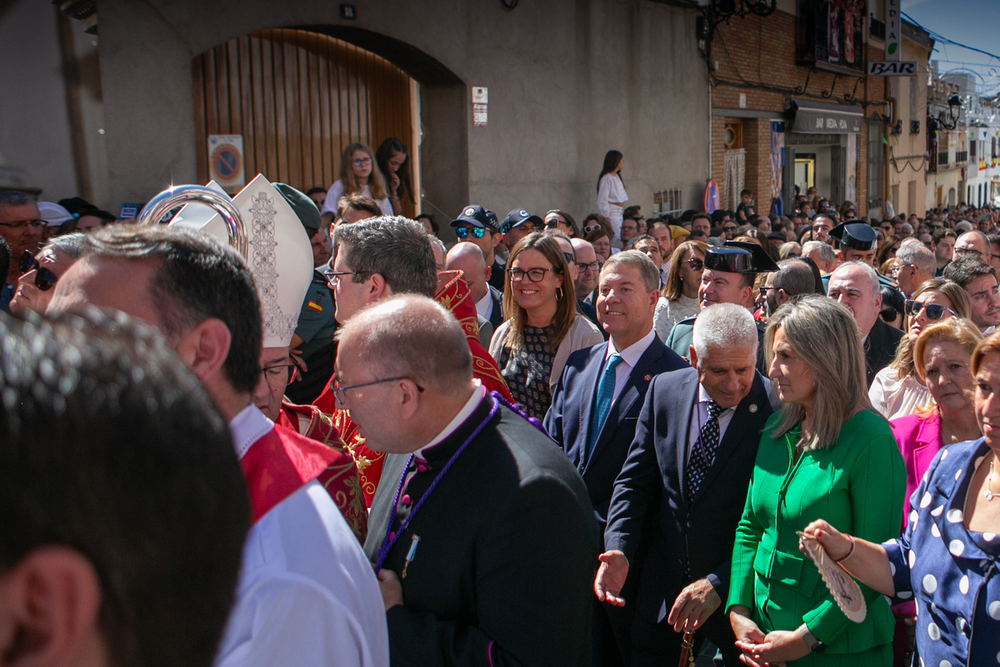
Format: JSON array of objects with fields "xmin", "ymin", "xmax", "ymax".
[
  {"xmin": 544, "ymin": 219, "xmax": 562, "ymax": 229},
  {"xmin": 324, "ymin": 270, "xmax": 360, "ymax": 286},
  {"xmin": 262, "ymin": 363, "xmax": 298, "ymax": 383},
  {"xmin": 0, "ymin": 218, "xmax": 42, "ymax": 230},
  {"xmin": 579, "ymin": 260, "xmax": 602, "ymax": 273},
  {"xmin": 455, "ymin": 226, "xmax": 486, "ymax": 239},
  {"xmin": 352, "ymin": 157, "xmax": 372, "ymax": 166},
  {"xmin": 686, "ymin": 258, "xmax": 704, "ymax": 271},
  {"xmin": 18, "ymin": 251, "xmax": 59, "ymax": 292},
  {"xmin": 562, "ymin": 251, "xmax": 576, "ymax": 265},
  {"xmin": 332, "ymin": 376, "xmax": 424, "ymax": 405},
  {"xmin": 723, "ymin": 225, "xmax": 737, "ymax": 232},
  {"xmin": 758, "ymin": 286, "xmax": 778, "ymax": 296},
  {"xmin": 905, "ymin": 300, "xmax": 956, "ymax": 321},
  {"xmin": 955, "ymin": 247, "xmax": 984, "ymax": 257},
  {"xmin": 507, "ymin": 267, "xmax": 551, "ymax": 283}
]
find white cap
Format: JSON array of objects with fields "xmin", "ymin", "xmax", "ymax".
[
  {"xmin": 170, "ymin": 174, "xmax": 313, "ymax": 348},
  {"xmin": 38, "ymin": 202, "xmax": 73, "ymax": 227}
]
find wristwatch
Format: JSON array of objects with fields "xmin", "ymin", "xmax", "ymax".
[{"xmin": 801, "ymin": 628, "xmax": 822, "ymax": 652}]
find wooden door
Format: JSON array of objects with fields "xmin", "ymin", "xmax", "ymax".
[{"xmin": 193, "ymin": 28, "xmax": 418, "ymax": 216}]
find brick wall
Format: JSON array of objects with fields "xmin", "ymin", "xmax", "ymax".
[{"xmin": 709, "ymin": 7, "xmax": 885, "ymax": 214}]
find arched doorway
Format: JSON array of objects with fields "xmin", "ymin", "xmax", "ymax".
[{"xmin": 192, "ymin": 28, "xmax": 420, "ymax": 216}]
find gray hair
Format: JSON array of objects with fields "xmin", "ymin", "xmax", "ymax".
[
  {"xmin": 692, "ymin": 303, "xmax": 758, "ymax": 361},
  {"xmin": 337, "ymin": 294, "xmax": 472, "ymax": 393},
  {"xmin": 802, "ymin": 241, "xmax": 835, "ymax": 264},
  {"xmin": 45, "ymin": 232, "xmax": 86, "ymax": 259},
  {"xmin": 335, "ymin": 216, "xmax": 438, "ymax": 297},
  {"xmin": 895, "ymin": 242, "xmax": 935, "ymax": 276},
  {"xmin": 830, "ymin": 260, "xmax": 880, "ymax": 297},
  {"xmin": 0, "ymin": 190, "xmax": 35, "ymax": 210},
  {"xmin": 900, "ymin": 222, "xmax": 914, "ymax": 234},
  {"xmin": 601, "ymin": 249, "xmax": 660, "ymax": 292},
  {"xmin": 956, "ymin": 221, "xmax": 974, "ymax": 233},
  {"xmin": 765, "ymin": 294, "xmax": 876, "ymax": 451}
]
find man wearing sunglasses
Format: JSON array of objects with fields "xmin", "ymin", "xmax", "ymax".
[
  {"xmin": 8, "ymin": 234, "xmax": 85, "ymax": 315},
  {"xmin": 0, "ymin": 191, "xmax": 42, "ymax": 309},
  {"xmin": 450, "ymin": 205, "xmax": 505, "ymax": 292}
]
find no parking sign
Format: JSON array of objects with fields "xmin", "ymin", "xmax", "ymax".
[{"xmin": 208, "ymin": 135, "xmax": 245, "ymax": 190}]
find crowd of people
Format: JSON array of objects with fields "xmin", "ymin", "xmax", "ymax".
[{"xmin": 4, "ymin": 142, "xmax": 1000, "ymax": 667}]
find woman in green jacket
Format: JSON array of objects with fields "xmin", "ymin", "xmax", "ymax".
[{"xmin": 727, "ymin": 294, "xmax": 906, "ymax": 666}]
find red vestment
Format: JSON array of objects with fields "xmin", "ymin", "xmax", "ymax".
[{"xmin": 312, "ymin": 270, "xmax": 513, "ymax": 506}]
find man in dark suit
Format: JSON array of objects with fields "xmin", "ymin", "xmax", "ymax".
[
  {"xmin": 339, "ymin": 294, "xmax": 600, "ymax": 667},
  {"xmin": 547, "ymin": 250, "xmax": 686, "ymax": 666},
  {"xmin": 597, "ymin": 303, "xmax": 775, "ymax": 667},
  {"xmin": 827, "ymin": 261, "xmax": 902, "ymax": 386}
]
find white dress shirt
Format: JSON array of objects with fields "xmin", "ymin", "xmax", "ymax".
[
  {"xmin": 604, "ymin": 328, "xmax": 657, "ymax": 404},
  {"xmin": 685, "ymin": 384, "xmax": 737, "ymax": 459},
  {"xmin": 216, "ymin": 406, "xmax": 390, "ymax": 667},
  {"xmin": 475, "ymin": 289, "xmax": 494, "ymax": 322}
]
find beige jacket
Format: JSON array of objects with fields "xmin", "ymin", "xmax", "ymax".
[{"xmin": 489, "ymin": 314, "xmax": 604, "ymax": 394}]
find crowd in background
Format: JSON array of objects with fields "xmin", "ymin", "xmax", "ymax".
[{"xmin": 4, "ymin": 141, "xmax": 1000, "ymax": 667}]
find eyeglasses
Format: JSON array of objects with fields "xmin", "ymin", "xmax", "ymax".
[
  {"xmin": 332, "ymin": 376, "xmax": 424, "ymax": 405},
  {"xmin": 955, "ymin": 247, "xmax": 984, "ymax": 257},
  {"xmin": 0, "ymin": 218, "xmax": 42, "ymax": 230},
  {"xmin": 758, "ymin": 286, "xmax": 778, "ymax": 296},
  {"xmin": 579, "ymin": 260, "xmax": 602, "ymax": 273},
  {"xmin": 18, "ymin": 251, "xmax": 59, "ymax": 291},
  {"xmin": 262, "ymin": 363, "xmax": 298, "ymax": 383},
  {"xmin": 723, "ymin": 225, "xmax": 737, "ymax": 232},
  {"xmin": 324, "ymin": 270, "xmax": 364, "ymax": 286},
  {"xmin": 686, "ymin": 258, "xmax": 704, "ymax": 271},
  {"xmin": 507, "ymin": 267, "xmax": 551, "ymax": 282},
  {"xmin": 905, "ymin": 300, "xmax": 957, "ymax": 321},
  {"xmin": 352, "ymin": 157, "xmax": 372, "ymax": 166},
  {"xmin": 562, "ymin": 251, "xmax": 576, "ymax": 265},
  {"xmin": 455, "ymin": 226, "xmax": 486, "ymax": 239},
  {"xmin": 583, "ymin": 224, "xmax": 601, "ymax": 234}
]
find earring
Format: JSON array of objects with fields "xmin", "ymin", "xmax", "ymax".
[{"xmin": 556, "ymin": 287, "xmax": 564, "ymax": 301}]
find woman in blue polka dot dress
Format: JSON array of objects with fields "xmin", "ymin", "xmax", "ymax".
[{"xmin": 804, "ymin": 332, "xmax": 1000, "ymax": 667}]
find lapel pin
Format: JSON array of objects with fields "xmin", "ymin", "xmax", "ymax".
[
  {"xmin": 749, "ymin": 404, "xmax": 758, "ymax": 413},
  {"xmin": 644, "ymin": 374, "xmax": 652, "ymax": 382}
]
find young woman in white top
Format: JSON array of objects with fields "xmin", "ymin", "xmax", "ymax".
[
  {"xmin": 320, "ymin": 143, "xmax": 393, "ymax": 219},
  {"xmin": 596, "ymin": 150, "xmax": 627, "ymax": 238}
]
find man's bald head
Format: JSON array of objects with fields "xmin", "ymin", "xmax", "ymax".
[
  {"xmin": 445, "ymin": 242, "xmax": 489, "ymax": 301},
  {"xmin": 337, "ymin": 294, "xmax": 473, "ymax": 395}
]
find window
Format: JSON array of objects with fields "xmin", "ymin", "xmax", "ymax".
[{"xmin": 798, "ymin": 0, "xmax": 864, "ymax": 71}]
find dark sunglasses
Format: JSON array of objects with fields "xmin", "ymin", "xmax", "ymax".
[
  {"xmin": 723, "ymin": 225, "xmax": 737, "ymax": 232},
  {"xmin": 905, "ymin": 300, "xmax": 956, "ymax": 321},
  {"xmin": 455, "ymin": 226, "xmax": 486, "ymax": 239},
  {"xmin": 19, "ymin": 251, "xmax": 59, "ymax": 292},
  {"xmin": 686, "ymin": 258, "xmax": 704, "ymax": 271}
]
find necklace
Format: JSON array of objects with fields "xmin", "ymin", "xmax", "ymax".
[
  {"xmin": 374, "ymin": 395, "xmax": 499, "ymax": 573},
  {"xmin": 984, "ymin": 456, "xmax": 1000, "ymax": 501}
]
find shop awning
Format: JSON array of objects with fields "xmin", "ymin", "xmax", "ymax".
[{"xmin": 791, "ymin": 99, "xmax": 863, "ymax": 134}]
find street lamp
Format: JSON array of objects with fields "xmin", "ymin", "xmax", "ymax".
[{"xmin": 939, "ymin": 94, "xmax": 963, "ymax": 131}]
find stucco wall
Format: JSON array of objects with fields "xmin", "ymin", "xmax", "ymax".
[{"xmin": 95, "ymin": 0, "xmax": 709, "ymax": 223}]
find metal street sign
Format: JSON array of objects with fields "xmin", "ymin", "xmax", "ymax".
[{"xmin": 867, "ymin": 61, "xmax": 917, "ymax": 77}]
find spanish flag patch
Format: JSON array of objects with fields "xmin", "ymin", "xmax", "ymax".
[{"xmin": 307, "ymin": 300, "xmax": 323, "ymax": 312}]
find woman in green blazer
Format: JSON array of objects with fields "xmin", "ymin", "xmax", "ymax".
[{"xmin": 727, "ymin": 294, "xmax": 906, "ymax": 666}]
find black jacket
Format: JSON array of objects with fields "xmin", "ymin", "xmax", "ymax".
[
  {"xmin": 365, "ymin": 394, "xmax": 600, "ymax": 667},
  {"xmin": 865, "ymin": 317, "xmax": 904, "ymax": 387}
]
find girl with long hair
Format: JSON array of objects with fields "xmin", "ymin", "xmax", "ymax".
[
  {"xmin": 320, "ymin": 142, "xmax": 392, "ymax": 219},
  {"xmin": 596, "ymin": 150, "xmax": 627, "ymax": 239}
]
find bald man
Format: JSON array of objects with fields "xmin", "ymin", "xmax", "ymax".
[
  {"xmin": 341, "ymin": 294, "xmax": 599, "ymax": 666},
  {"xmin": 446, "ymin": 242, "xmax": 503, "ymax": 333}
]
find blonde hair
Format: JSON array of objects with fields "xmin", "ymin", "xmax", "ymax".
[
  {"xmin": 338, "ymin": 143, "xmax": 388, "ymax": 200},
  {"xmin": 661, "ymin": 240, "xmax": 708, "ymax": 301},
  {"xmin": 765, "ymin": 295, "xmax": 877, "ymax": 451},
  {"xmin": 502, "ymin": 232, "xmax": 577, "ymax": 352},
  {"xmin": 913, "ymin": 318, "xmax": 982, "ymax": 419},
  {"xmin": 889, "ymin": 278, "xmax": 973, "ymax": 379}
]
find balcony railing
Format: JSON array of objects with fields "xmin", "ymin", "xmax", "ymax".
[
  {"xmin": 956, "ymin": 151, "xmax": 969, "ymax": 163},
  {"xmin": 939, "ymin": 151, "xmax": 950, "ymax": 165}
]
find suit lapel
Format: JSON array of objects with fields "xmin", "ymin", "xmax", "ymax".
[
  {"xmin": 575, "ymin": 343, "xmax": 609, "ymax": 470},
  {"xmin": 674, "ymin": 373, "xmax": 700, "ymax": 505},
  {"xmin": 690, "ymin": 374, "xmax": 766, "ymax": 507},
  {"xmin": 587, "ymin": 343, "xmax": 664, "ymax": 470}
]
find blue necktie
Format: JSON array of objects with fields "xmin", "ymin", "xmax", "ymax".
[
  {"xmin": 686, "ymin": 400, "xmax": 724, "ymax": 501},
  {"xmin": 587, "ymin": 354, "xmax": 623, "ymax": 457}
]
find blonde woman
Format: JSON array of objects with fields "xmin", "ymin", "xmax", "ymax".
[
  {"xmin": 320, "ymin": 143, "xmax": 392, "ymax": 219},
  {"xmin": 869, "ymin": 279, "xmax": 971, "ymax": 420},
  {"xmin": 728, "ymin": 295, "xmax": 904, "ymax": 667},
  {"xmin": 489, "ymin": 233, "xmax": 602, "ymax": 419},
  {"xmin": 653, "ymin": 240, "xmax": 707, "ymax": 341}
]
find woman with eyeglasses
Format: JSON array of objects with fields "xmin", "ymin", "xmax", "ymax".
[
  {"xmin": 596, "ymin": 150, "xmax": 628, "ymax": 239},
  {"xmin": 8, "ymin": 233, "xmax": 85, "ymax": 315},
  {"xmin": 653, "ymin": 240, "xmax": 707, "ymax": 341},
  {"xmin": 839, "ymin": 201, "xmax": 857, "ymax": 220},
  {"xmin": 544, "ymin": 210, "xmax": 580, "ymax": 238},
  {"xmin": 320, "ymin": 142, "xmax": 392, "ymax": 220},
  {"xmin": 489, "ymin": 233, "xmax": 603, "ymax": 419},
  {"xmin": 869, "ymin": 279, "xmax": 972, "ymax": 420}
]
